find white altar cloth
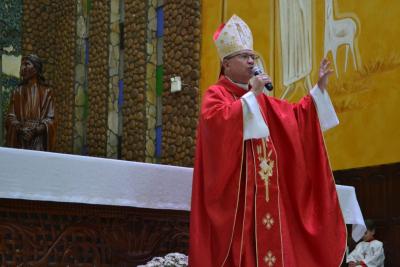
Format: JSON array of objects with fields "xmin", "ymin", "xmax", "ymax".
[
  {"xmin": 0, "ymin": 147, "xmax": 192, "ymax": 211},
  {"xmin": 0, "ymin": 147, "xmax": 366, "ymax": 241}
]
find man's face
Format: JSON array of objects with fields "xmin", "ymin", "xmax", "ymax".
[
  {"xmin": 20, "ymin": 59, "xmax": 37, "ymax": 82},
  {"xmin": 223, "ymin": 50, "xmax": 257, "ymax": 84},
  {"xmin": 363, "ymin": 229, "xmax": 375, "ymax": 242}
]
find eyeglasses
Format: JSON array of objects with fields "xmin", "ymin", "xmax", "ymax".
[{"xmin": 226, "ymin": 53, "xmax": 259, "ymax": 61}]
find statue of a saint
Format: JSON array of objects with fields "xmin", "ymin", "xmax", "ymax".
[{"xmin": 5, "ymin": 54, "xmax": 56, "ymax": 151}]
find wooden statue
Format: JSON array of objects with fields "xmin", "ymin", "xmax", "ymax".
[{"xmin": 5, "ymin": 54, "xmax": 56, "ymax": 151}]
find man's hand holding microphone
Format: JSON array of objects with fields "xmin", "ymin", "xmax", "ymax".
[{"xmin": 249, "ymin": 66, "xmax": 273, "ymax": 96}]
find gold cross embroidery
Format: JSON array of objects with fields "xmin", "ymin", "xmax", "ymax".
[
  {"xmin": 257, "ymin": 142, "xmax": 274, "ymax": 202},
  {"xmin": 263, "ymin": 250, "xmax": 276, "ymax": 266},
  {"xmin": 262, "ymin": 213, "xmax": 274, "ymax": 230}
]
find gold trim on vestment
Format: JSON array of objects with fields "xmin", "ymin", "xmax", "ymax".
[
  {"xmin": 256, "ymin": 100, "xmax": 285, "ymax": 266},
  {"xmin": 252, "ymin": 140, "xmax": 260, "ymax": 267},
  {"xmin": 238, "ymin": 142, "xmax": 250, "ymax": 266},
  {"xmin": 257, "ymin": 139, "xmax": 274, "ymax": 202},
  {"xmin": 272, "ymin": 138, "xmax": 285, "ymax": 267},
  {"xmin": 220, "ymin": 94, "xmax": 246, "ymax": 267}
]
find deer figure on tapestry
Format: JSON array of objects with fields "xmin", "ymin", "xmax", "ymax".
[{"xmin": 324, "ymin": 0, "xmax": 359, "ymax": 77}]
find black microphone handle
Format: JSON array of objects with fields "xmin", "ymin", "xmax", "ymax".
[
  {"xmin": 253, "ymin": 69, "xmax": 273, "ymax": 91},
  {"xmin": 265, "ymin": 82, "xmax": 273, "ymax": 91}
]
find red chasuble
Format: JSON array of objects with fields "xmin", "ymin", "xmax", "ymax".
[{"xmin": 189, "ymin": 76, "xmax": 346, "ymax": 267}]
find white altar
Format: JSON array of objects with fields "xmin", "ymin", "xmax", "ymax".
[{"xmin": 0, "ymin": 147, "xmax": 366, "ymax": 241}]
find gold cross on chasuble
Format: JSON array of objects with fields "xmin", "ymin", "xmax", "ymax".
[{"xmin": 257, "ymin": 139, "xmax": 274, "ymax": 202}]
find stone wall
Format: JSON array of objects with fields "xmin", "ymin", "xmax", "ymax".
[
  {"xmin": 144, "ymin": 0, "xmax": 158, "ymax": 163},
  {"xmin": 73, "ymin": 0, "xmax": 89, "ymax": 155},
  {"xmin": 21, "ymin": 0, "xmax": 76, "ymax": 153},
  {"xmin": 122, "ymin": 0, "xmax": 148, "ymax": 162},
  {"xmin": 15, "ymin": 0, "xmax": 202, "ymax": 166},
  {"xmin": 106, "ymin": 0, "xmax": 121, "ymax": 159},
  {"xmin": 87, "ymin": 0, "xmax": 110, "ymax": 157},
  {"xmin": 161, "ymin": 0, "xmax": 201, "ymax": 166}
]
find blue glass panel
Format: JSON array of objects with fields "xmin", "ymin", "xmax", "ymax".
[
  {"xmin": 155, "ymin": 126, "xmax": 162, "ymax": 157},
  {"xmin": 156, "ymin": 7, "xmax": 164, "ymax": 38}
]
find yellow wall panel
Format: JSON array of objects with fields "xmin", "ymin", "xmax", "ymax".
[
  {"xmin": 320, "ymin": 0, "xmax": 400, "ymax": 170},
  {"xmin": 200, "ymin": 0, "xmax": 222, "ymax": 94}
]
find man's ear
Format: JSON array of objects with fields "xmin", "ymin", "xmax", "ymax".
[{"xmin": 222, "ymin": 59, "xmax": 229, "ymax": 70}]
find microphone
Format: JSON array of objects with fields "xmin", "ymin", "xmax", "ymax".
[{"xmin": 252, "ymin": 66, "xmax": 273, "ymax": 91}]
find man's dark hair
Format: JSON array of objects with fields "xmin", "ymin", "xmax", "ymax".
[
  {"xmin": 365, "ymin": 219, "xmax": 376, "ymax": 231},
  {"xmin": 21, "ymin": 54, "xmax": 46, "ymax": 84}
]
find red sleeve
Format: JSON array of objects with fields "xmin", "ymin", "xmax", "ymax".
[
  {"xmin": 189, "ymin": 85, "xmax": 245, "ymax": 267},
  {"xmin": 256, "ymin": 95, "xmax": 347, "ymax": 266}
]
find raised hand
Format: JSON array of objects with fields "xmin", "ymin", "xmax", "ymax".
[{"xmin": 317, "ymin": 58, "xmax": 334, "ymax": 91}]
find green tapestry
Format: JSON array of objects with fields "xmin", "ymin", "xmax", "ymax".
[
  {"xmin": 0, "ymin": 0, "xmax": 22, "ymax": 145},
  {"xmin": 0, "ymin": 0, "xmax": 22, "ymax": 54}
]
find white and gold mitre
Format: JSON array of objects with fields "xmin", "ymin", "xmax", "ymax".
[{"xmin": 213, "ymin": 14, "xmax": 254, "ymax": 60}]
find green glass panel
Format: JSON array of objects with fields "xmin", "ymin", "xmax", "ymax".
[{"xmin": 156, "ymin": 65, "xmax": 164, "ymax": 96}]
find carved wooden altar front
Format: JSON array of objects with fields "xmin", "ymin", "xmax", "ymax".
[{"xmin": 0, "ymin": 199, "xmax": 189, "ymax": 266}]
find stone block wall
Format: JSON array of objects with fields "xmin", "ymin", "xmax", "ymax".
[
  {"xmin": 122, "ymin": 0, "xmax": 148, "ymax": 162},
  {"xmin": 87, "ymin": 0, "xmax": 110, "ymax": 157},
  {"xmin": 14, "ymin": 0, "xmax": 202, "ymax": 166},
  {"xmin": 22, "ymin": 0, "xmax": 76, "ymax": 153},
  {"xmin": 161, "ymin": 0, "xmax": 201, "ymax": 166}
]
